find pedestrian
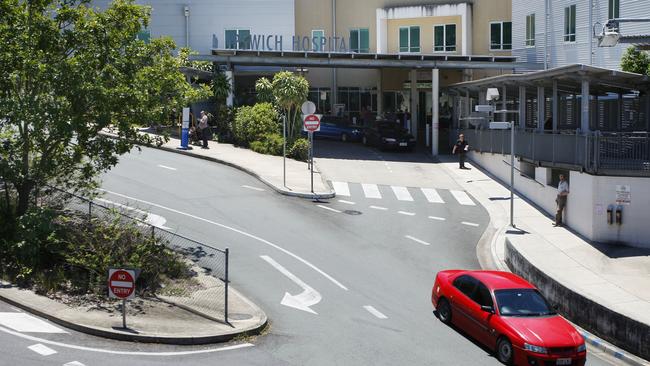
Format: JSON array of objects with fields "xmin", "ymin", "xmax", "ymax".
[
  {"xmin": 198, "ymin": 111, "xmax": 209, "ymax": 149},
  {"xmin": 452, "ymin": 133, "xmax": 469, "ymax": 169},
  {"xmin": 554, "ymin": 174, "xmax": 569, "ymax": 226}
]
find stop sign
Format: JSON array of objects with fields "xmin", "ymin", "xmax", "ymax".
[
  {"xmin": 108, "ymin": 269, "xmax": 136, "ymax": 299},
  {"xmin": 303, "ymin": 114, "xmax": 321, "ymax": 132}
]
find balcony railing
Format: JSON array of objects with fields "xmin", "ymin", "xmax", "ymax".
[{"xmin": 456, "ymin": 129, "xmax": 650, "ymax": 176}]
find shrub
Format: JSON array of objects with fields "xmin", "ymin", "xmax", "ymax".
[
  {"xmin": 289, "ymin": 138, "xmax": 309, "ymax": 161},
  {"xmin": 213, "ymin": 106, "xmax": 235, "ymax": 142},
  {"xmin": 250, "ymin": 133, "xmax": 284, "ymax": 156},
  {"xmin": 232, "ymin": 103, "xmax": 279, "ymax": 145}
]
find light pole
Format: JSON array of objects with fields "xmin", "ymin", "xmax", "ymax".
[{"xmin": 283, "ymin": 114, "xmax": 287, "ymax": 187}]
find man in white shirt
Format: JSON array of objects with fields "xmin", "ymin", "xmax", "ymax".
[
  {"xmin": 198, "ymin": 111, "xmax": 209, "ymax": 149},
  {"xmin": 555, "ymin": 174, "xmax": 569, "ymax": 226}
]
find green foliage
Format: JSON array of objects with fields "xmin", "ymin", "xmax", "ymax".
[
  {"xmin": 213, "ymin": 106, "xmax": 236, "ymax": 142},
  {"xmin": 0, "ymin": 0, "xmax": 209, "ymax": 216},
  {"xmin": 250, "ymin": 133, "xmax": 284, "ymax": 156},
  {"xmin": 212, "ymin": 71, "xmax": 232, "ymax": 105},
  {"xmin": 255, "ymin": 77, "xmax": 274, "ymax": 103},
  {"xmin": 289, "ymin": 138, "xmax": 309, "ymax": 161},
  {"xmin": 178, "ymin": 47, "xmax": 212, "ymax": 72},
  {"xmin": 232, "ymin": 103, "xmax": 280, "ymax": 145},
  {"xmin": 260, "ymin": 72, "xmax": 309, "ymax": 140},
  {"xmin": 621, "ymin": 46, "xmax": 650, "ymax": 75}
]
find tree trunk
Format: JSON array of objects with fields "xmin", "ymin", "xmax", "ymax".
[{"xmin": 16, "ymin": 181, "xmax": 33, "ymax": 217}]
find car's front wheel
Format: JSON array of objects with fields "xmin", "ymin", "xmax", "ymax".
[
  {"xmin": 496, "ymin": 337, "xmax": 514, "ymax": 365},
  {"xmin": 437, "ymin": 298, "xmax": 452, "ymax": 324}
]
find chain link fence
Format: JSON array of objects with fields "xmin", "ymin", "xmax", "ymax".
[{"xmin": 35, "ymin": 186, "xmax": 231, "ymax": 324}]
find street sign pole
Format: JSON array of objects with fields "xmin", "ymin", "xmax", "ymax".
[
  {"xmin": 123, "ymin": 299, "xmax": 127, "ymax": 328},
  {"xmin": 283, "ymin": 114, "xmax": 287, "ymax": 187},
  {"xmin": 510, "ymin": 121, "xmax": 515, "ymax": 228},
  {"xmin": 309, "ymin": 132, "xmax": 314, "ymax": 193}
]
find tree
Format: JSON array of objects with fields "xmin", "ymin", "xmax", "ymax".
[
  {"xmin": 255, "ymin": 77, "xmax": 274, "ymax": 103},
  {"xmin": 621, "ymin": 46, "xmax": 650, "ymax": 75},
  {"xmin": 0, "ymin": 0, "xmax": 210, "ymax": 216},
  {"xmin": 270, "ymin": 72, "xmax": 309, "ymax": 140}
]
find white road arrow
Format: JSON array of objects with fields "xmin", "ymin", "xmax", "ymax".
[{"xmin": 260, "ymin": 255, "xmax": 322, "ymax": 315}]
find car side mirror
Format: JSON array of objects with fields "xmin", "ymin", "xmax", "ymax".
[{"xmin": 481, "ymin": 305, "xmax": 495, "ymax": 314}]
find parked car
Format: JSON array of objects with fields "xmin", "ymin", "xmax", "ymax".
[
  {"xmin": 432, "ymin": 270, "xmax": 586, "ymax": 366},
  {"xmin": 362, "ymin": 121, "xmax": 415, "ymax": 151},
  {"xmin": 301, "ymin": 116, "xmax": 363, "ymax": 142}
]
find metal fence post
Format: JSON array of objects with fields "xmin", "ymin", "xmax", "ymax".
[
  {"xmin": 224, "ymin": 247, "xmax": 229, "ymax": 324},
  {"xmin": 88, "ymin": 201, "xmax": 92, "ymax": 223},
  {"xmin": 151, "ymin": 226, "xmax": 155, "ymax": 239}
]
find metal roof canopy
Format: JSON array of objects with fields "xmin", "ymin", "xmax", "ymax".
[
  {"xmin": 187, "ymin": 49, "xmax": 543, "ymax": 70},
  {"xmin": 450, "ymin": 64, "xmax": 650, "ymax": 94}
]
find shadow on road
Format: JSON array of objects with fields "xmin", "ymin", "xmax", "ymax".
[{"xmin": 313, "ymin": 140, "xmax": 447, "ymax": 163}]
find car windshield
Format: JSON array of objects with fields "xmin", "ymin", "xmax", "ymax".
[{"xmin": 494, "ymin": 289, "xmax": 556, "ymax": 317}]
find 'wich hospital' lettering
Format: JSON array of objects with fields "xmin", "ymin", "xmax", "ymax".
[{"xmin": 213, "ymin": 34, "xmax": 349, "ymax": 52}]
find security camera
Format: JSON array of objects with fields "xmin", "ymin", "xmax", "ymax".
[{"xmin": 486, "ymin": 88, "xmax": 500, "ymax": 102}]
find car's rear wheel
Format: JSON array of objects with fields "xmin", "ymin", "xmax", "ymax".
[
  {"xmin": 341, "ymin": 133, "xmax": 348, "ymax": 142},
  {"xmin": 437, "ymin": 298, "xmax": 452, "ymax": 324},
  {"xmin": 496, "ymin": 337, "xmax": 513, "ymax": 365}
]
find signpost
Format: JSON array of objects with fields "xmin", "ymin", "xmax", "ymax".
[
  {"xmin": 179, "ymin": 107, "xmax": 190, "ymax": 150},
  {"xmin": 301, "ymin": 105, "xmax": 321, "ymax": 195},
  {"xmin": 108, "ymin": 268, "xmax": 136, "ymax": 329}
]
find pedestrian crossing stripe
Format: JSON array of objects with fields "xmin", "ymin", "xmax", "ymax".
[
  {"xmin": 361, "ymin": 183, "xmax": 381, "ymax": 199},
  {"xmin": 329, "ymin": 181, "xmax": 476, "ymax": 206},
  {"xmin": 391, "ymin": 186, "xmax": 413, "ymax": 201},
  {"xmin": 331, "ymin": 181, "xmax": 350, "ymax": 196},
  {"xmin": 450, "ymin": 190, "xmax": 476, "ymax": 206},
  {"xmin": 420, "ymin": 188, "xmax": 445, "ymax": 203}
]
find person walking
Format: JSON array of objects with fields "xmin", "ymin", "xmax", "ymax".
[
  {"xmin": 452, "ymin": 133, "xmax": 469, "ymax": 169},
  {"xmin": 554, "ymin": 174, "xmax": 569, "ymax": 226},
  {"xmin": 198, "ymin": 111, "xmax": 209, "ymax": 149}
]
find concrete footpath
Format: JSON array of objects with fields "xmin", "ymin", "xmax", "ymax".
[
  {"xmin": 0, "ymin": 270, "xmax": 267, "ymax": 345},
  {"xmin": 127, "ymin": 129, "xmax": 334, "ymax": 199},
  {"xmin": 439, "ymin": 156, "xmax": 650, "ymax": 366}
]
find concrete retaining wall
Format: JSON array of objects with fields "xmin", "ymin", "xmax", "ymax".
[{"xmin": 505, "ymin": 238, "xmax": 650, "ymax": 360}]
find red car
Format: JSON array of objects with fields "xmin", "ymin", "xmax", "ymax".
[{"xmin": 432, "ymin": 270, "xmax": 586, "ymax": 366}]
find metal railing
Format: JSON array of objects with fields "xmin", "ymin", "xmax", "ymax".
[
  {"xmin": 456, "ymin": 128, "xmax": 650, "ymax": 176},
  {"xmin": 36, "ymin": 186, "xmax": 231, "ymax": 324}
]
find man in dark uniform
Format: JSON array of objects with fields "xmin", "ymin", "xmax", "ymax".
[{"xmin": 452, "ymin": 133, "xmax": 469, "ymax": 169}]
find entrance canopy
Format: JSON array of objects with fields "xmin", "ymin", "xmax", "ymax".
[{"xmin": 190, "ymin": 49, "xmax": 543, "ymax": 70}]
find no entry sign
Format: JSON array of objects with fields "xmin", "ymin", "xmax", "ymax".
[
  {"xmin": 108, "ymin": 269, "xmax": 136, "ymax": 300},
  {"xmin": 303, "ymin": 114, "xmax": 321, "ymax": 132}
]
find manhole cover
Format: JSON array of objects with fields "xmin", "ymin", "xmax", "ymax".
[
  {"xmin": 343, "ymin": 210, "xmax": 362, "ymax": 215},
  {"xmin": 228, "ymin": 313, "xmax": 253, "ymax": 320}
]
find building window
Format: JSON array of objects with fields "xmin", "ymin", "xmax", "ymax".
[
  {"xmin": 350, "ymin": 28, "xmax": 370, "ymax": 53},
  {"xmin": 564, "ymin": 5, "xmax": 576, "ymax": 42},
  {"xmin": 490, "ymin": 21, "xmax": 512, "ymax": 50},
  {"xmin": 311, "ymin": 30, "xmax": 325, "ymax": 51},
  {"xmin": 225, "ymin": 29, "xmax": 251, "ymax": 49},
  {"xmin": 525, "ymin": 14, "xmax": 535, "ymax": 47},
  {"xmin": 433, "ymin": 24, "xmax": 456, "ymax": 52},
  {"xmin": 609, "ymin": 0, "xmax": 619, "ymax": 19},
  {"xmin": 399, "ymin": 26, "xmax": 420, "ymax": 53}
]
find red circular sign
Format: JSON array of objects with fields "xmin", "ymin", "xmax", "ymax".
[
  {"xmin": 109, "ymin": 270, "xmax": 135, "ymax": 299},
  {"xmin": 303, "ymin": 114, "xmax": 320, "ymax": 132}
]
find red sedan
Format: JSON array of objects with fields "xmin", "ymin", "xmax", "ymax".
[{"xmin": 432, "ymin": 270, "xmax": 586, "ymax": 366}]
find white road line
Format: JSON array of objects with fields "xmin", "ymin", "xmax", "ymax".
[
  {"xmin": 363, "ymin": 305, "xmax": 388, "ymax": 319},
  {"xmin": 428, "ymin": 216, "xmax": 446, "ymax": 221},
  {"xmin": 64, "ymin": 362, "xmax": 86, "ymax": 366},
  {"xmin": 331, "ymin": 181, "xmax": 350, "ymax": 196},
  {"xmin": 391, "ymin": 186, "xmax": 413, "ymax": 201},
  {"xmin": 405, "ymin": 235, "xmax": 431, "ymax": 246},
  {"xmin": 242, "ymin": 185, "xmax": 265, "ymax": 192},
  {"xmin": 421, "ymin": 188, "xmax": 445, "ymax": 203},
  {"xmin": 397, "ymin": 211, "xmax": 415, "ymax": 216},
  {"xmin": 0, "ymin": 313, "xmax": 67, "ymax": 333},
  {"xmin": 369, "ymin": 205, "xmax": 388, "ymax": 211},
  {"xmin": 9, "ymin": 306, "xmax": 21, "ymax": 312},
  {"xmin": 95, "ymin": 198, "xmax": 170, "ymax": 230},
  {"xmin": 317, "ymin": 205, "xmax": 342, "ymax": 213},
  {"xmin": 0, "ymin": 325, "xmax": 253, "ymax": 355},
  {"xmin": 156, "ymin": 164, "xmax": 177, "ymax": 171},
  {"xmin": 99, "ymin": 189, "xmax": 348, "ymax": 291},
  {"xmin": 361, "ymin": 183, "xmax": 382, "ymax": 199},
  {"xmin": 337, "ymin": 200, "xmax": 356, "ymax": 205},
  {"xmin": 261, "ymin": 256, "xmax": 321, "ymax": 314},
  {"xmin": 28, "ymin": 344, "xmax": 57, "ymax": 356},
  {"xmin": 450, "ymin": 190, "xmax": 476, "ymax": 206},
  {"xmin": 462, "ymin": 221, "xmax": 480, "ymax": 227}
]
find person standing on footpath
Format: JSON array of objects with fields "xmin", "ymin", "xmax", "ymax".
[
  {"xmin": 554, "ymin": 174, "xmax": 569, "ymax": 226},
  {"xmin": 452, "ymin": 133, "xmax": 469, "ymax": 169},
  {"xmin": 198, "ymin": 111, "xmax": 209, "ymax": 149}
]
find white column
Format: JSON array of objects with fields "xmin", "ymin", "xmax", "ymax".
[
  {"xmin": 410, "ymin": 69, "xmax": 418, "ymax": 140},
  {"xmin": 226, "ymin": 70, "xmax": 234, "ymax": 107},
  {"xmin": 431, "ymin": 68, "xmax": 439, "ymax": 156},
  {"xmin": 581, "ymin": 79, "xmax": 590, "ymax": 132},
  {"xmin": 518, "ymin": 86, "xmax": 526, "ymax": 129},
  {"xmin": 552, "ymin": 80, "xmax": 558, "ymax": 132},
  {"xmin": 537, "ymin": 86, "xmax": 545, "ymax": 131}
]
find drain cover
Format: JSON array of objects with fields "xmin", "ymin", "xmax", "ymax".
[{"xmin": 343, "ymin": 210, "xmax": 362, "ymax": 215}]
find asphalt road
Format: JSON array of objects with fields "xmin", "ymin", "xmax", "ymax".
[{"xmin": 0, "ymin": 144, "xmax": 614, "ymax": 366}]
